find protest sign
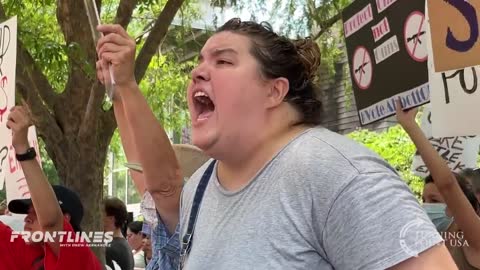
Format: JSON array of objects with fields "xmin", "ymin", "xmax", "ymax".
[
  {"xmin": 0, "ymin": 17, "xmax": 42, "ymax": 203},
  {"xmin": 427, "ymin": 0, "xmax": 480, "ymax": 72},
  {"xmin": 5, "ymin": 128, "xmax": 41, "ymax": 202},
  {"xmin": 0, "ymin": 16, "xmax": 17, "ymax": 195},
  {"xmin": 411, "ymin": 105, "xmax": 480, "ymax": 177},
  {"xmin": 425, "ymin": 8, "xmax": 480, "ymax": 137},
  {"xmin": 342, "ymin": 0, "xmax": 429, "ymax": 125}
]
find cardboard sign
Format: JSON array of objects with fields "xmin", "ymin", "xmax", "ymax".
[
  {"xmin": 0, "ymin": 17, "xmax": 42, "ymax": 203},
  {"xmin": 4, "ymin": 128, "xmax": 41, "ymax": 203},
  {"xmin": 411, "ymin": 105, "xmax": 480, "ymax": 177},
  {"xmin": 0, "ymin": 17, "xmax": 17, "ymax": 195},
  {"xmin": 425, "ymin": 8, "xmax": 480, "ymax": 137},
  {"xmin": 427, "ymin": 0, "xmax": 480, "ymax": 72},
  {"xmin": 343, "ymin": 0, "xmax": 430, "ymax": 125}
]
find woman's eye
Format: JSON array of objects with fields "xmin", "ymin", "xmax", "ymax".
[{"xmin": 217, "ymin": 60, "xmax": 232, "ymax": 65}]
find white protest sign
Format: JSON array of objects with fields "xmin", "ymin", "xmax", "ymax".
[
  {"xmin": 0, "ymin": 17, "xmax": 17, "ymax": 193},
  {"xmin": 411, "ymin": 104, "xmax": 480, "ymax": 177},
  {"xmin": 426, "ymin": 7, "xmax": 480, "ymax": 137},
  {"xmin": 0, "ymin": 17, "xmax": 42, "ymax": 203},
  {"xmin": 5, "ymin": 127, "xmax": 41, "ymax": 203}
]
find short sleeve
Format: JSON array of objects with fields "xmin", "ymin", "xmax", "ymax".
[
  {"xmin": 43, "ymin": 218, "xmax": 102, "ymax": 270},
  {"xmin": 0, "ymin": 221, "xmax": 30, "ymax": 269},
  {"xmin": 141, "ymin": 191, "xmax": 158, "ymax": 228},
  {"xmin": 323, "ymin": 171, "xmax": 443, "ymax": 270}
]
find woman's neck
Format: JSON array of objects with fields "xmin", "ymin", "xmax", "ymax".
[{"xmin": 217, "ymin": 124, "xmax": 310, "ymax": 191}]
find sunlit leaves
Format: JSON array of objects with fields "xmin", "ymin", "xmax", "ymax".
[{"xmin": 4, "ymin": 0, "xmax": 69, "ymax": 92}]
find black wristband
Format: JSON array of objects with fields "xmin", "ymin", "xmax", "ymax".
[{"xmin": 16, "ymin": 147, "xmax": 36, "ymax": 161}]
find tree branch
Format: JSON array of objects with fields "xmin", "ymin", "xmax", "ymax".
[
  {"xmin": 0, "ymin": 2, "xmax": 58, "ymax": 110},
  {"xmin": 114, "ymin": 0, "xmax": 139, "ymax": 29},
  {"xmin": 134, "ymin": 0, "xmax": 185, "ymax": 83},
  {"xmin": 100, "ymin": 108, "xmax": 117, "ymax": 144},
  {"xmin": 312, "ymin": 11, "xmax": 342, "ymax": 40},
  {"xmin": 78, "ymin": 82, "xmax": 106, "ymax": 140},
  {"xmin": 16, "ymin": 81, "xmax": 66, "ymax": 165}
]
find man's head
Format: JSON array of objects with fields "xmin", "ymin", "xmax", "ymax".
[
  {"xmin": 104, "ymin": 197, "xmax": 127, "ymax": 232},
  {"xmin": 7, "ymin": 185, "xmax": 84, "ymax": 240},
  {"xmin": 187, "ymin": 18, "xmax": 322, "ymax": 158}
]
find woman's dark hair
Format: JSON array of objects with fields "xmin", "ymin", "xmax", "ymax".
[
  {"xmin": 127, "ymin": 221, "xmax": 143, "ymax": 234},
  {"xmin": 425, "ymin": 173, "xmax": 479, "ymax": 213},
  {"xmin": 216, "ymin": 18, "xmax": 323, "ymax": 125},
  {"xmin": 104, "ymin": 197, "xmax": 128, "ymax": 229}
]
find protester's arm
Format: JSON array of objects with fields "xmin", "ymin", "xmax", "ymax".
[
  {"xmin": 7, "ymin": 105, "xmax": 64, "ymax": 255},
  {"xmin": 96, "ymin": 24, "xmax": 182, "ymax": 234},
  {"xmin": 396, "ymin": 99, "xmax": 480, "ymax": 251},
  {"xmin": 113, "ymin": 100, "xmax": 146, "ymax": 196}
]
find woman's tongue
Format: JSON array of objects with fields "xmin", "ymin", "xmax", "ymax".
[
  {"xmin": 198, "ymin": 110, "xmax": 213, "ymax": 121},
  {"xmin": 197, "ymin": 99, "xmax": 215, "ymax": 121}
]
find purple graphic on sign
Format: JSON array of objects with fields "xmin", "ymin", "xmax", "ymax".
[{"xmin": 445, "ymin": 0, "xmax": 478, "ymax": 52}]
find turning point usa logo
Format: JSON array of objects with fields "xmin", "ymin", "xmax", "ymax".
[{"xmin": 10, "ymin": 231, "xmax": 114, "ymax": 247}]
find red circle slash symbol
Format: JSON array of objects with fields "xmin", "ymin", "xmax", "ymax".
[
  {"xmin": 404, "ymin": 11, "xmax": 427, "ymax": 62},
  {"xmin": 352, "ymin": 46, "xmax": 373, "ymax": 90}
]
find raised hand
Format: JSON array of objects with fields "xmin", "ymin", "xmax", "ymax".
[
  {"xmin": 395, "ymin": 98, "xmax": 419, "ymax": 130},
  {"xmin": 96, "ymin": 24, "xmax": 137, "ymax": 89},
  {"xmin": 6, "ymin": 105, "xmax": 32, "ymax": 154}
]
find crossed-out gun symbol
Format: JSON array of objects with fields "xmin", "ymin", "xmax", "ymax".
[
  {"xmin": 407, "ymin": 31, "xmax": 426, "ymax": 44},
  {"xmin": 355, "ymin": 62, "xmax": 369, "ymax": 75}
]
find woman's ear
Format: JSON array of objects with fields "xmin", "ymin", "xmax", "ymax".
[{"xmin": 265, "ymin": 77, "xmax": 289, "ymax": 109}]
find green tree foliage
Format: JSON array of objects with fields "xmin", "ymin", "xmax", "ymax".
[{"xmin": 348, "ymin": 125, "xmax": 424, "ymax": 198}]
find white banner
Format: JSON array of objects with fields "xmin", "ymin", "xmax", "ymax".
[
  {"xmin": 426, "ymin": 7, "xmax": 480, "ymax": 137},
  {"xmin": 411, "ymin": 104, "xmax": 480, "ymax": 177}
]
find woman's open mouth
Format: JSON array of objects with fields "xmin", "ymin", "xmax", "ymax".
[{"xmin": 193, "ymin": 90, "xmax": 215, "ymax": 121}]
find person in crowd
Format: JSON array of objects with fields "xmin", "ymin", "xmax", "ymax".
[
  {"xmin": 461, "ymin": 168, "xmax": 480, "ymax": 204},
  {"xmin": 142, "ymin": 223, "xmax": 153, "ymax": 266},
  {"xmin": 0, "ymin": 105, "xmax": 102, "ymax": 269},
  {"xmin": 397, "ymin": 99, "xmax": 480, "ymax": 269},
  {"xmin": 96, "ymin": 18, "xmax": 458, "ymax": 269},
  {"xmin": 127, "ymin": 221, "xmax": 147, "ymax": 268},
  {"xmin": 104, "ymin": 196, "xmax": 135, "ymax": 270}
]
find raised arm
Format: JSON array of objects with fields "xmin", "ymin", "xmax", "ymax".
[
  {"xmin": 396, "ymin": 99, "xmax": 480, "ymax": 252},
  {"xmin": 7, "ymin": 105, "xmax": 64, "ymax": 255},
  {"xmin": 113, "ymin": 97, "xmax": 146, "ymax": 196},
  {"xmin": 96, "ymin": 24, "xmax": 182, "ymax": 234}
]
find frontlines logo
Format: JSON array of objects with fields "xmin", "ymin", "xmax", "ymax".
[{"xmin": 11, "ymin": 231, "xmax": 114, "ymax": 247}]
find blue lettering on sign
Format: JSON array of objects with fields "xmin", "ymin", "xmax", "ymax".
[
  {"xmin": 360, "ymin": 84, "xmax": 430, "ymax": 124},
  {"xmin": 444, "ymin": 0, "xmax": 479, "ymax": 52}
]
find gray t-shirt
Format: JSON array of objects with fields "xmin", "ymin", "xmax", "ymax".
[{"xmin": 180, "ymin": 127, "xmax": 443, "ymax": 270}]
